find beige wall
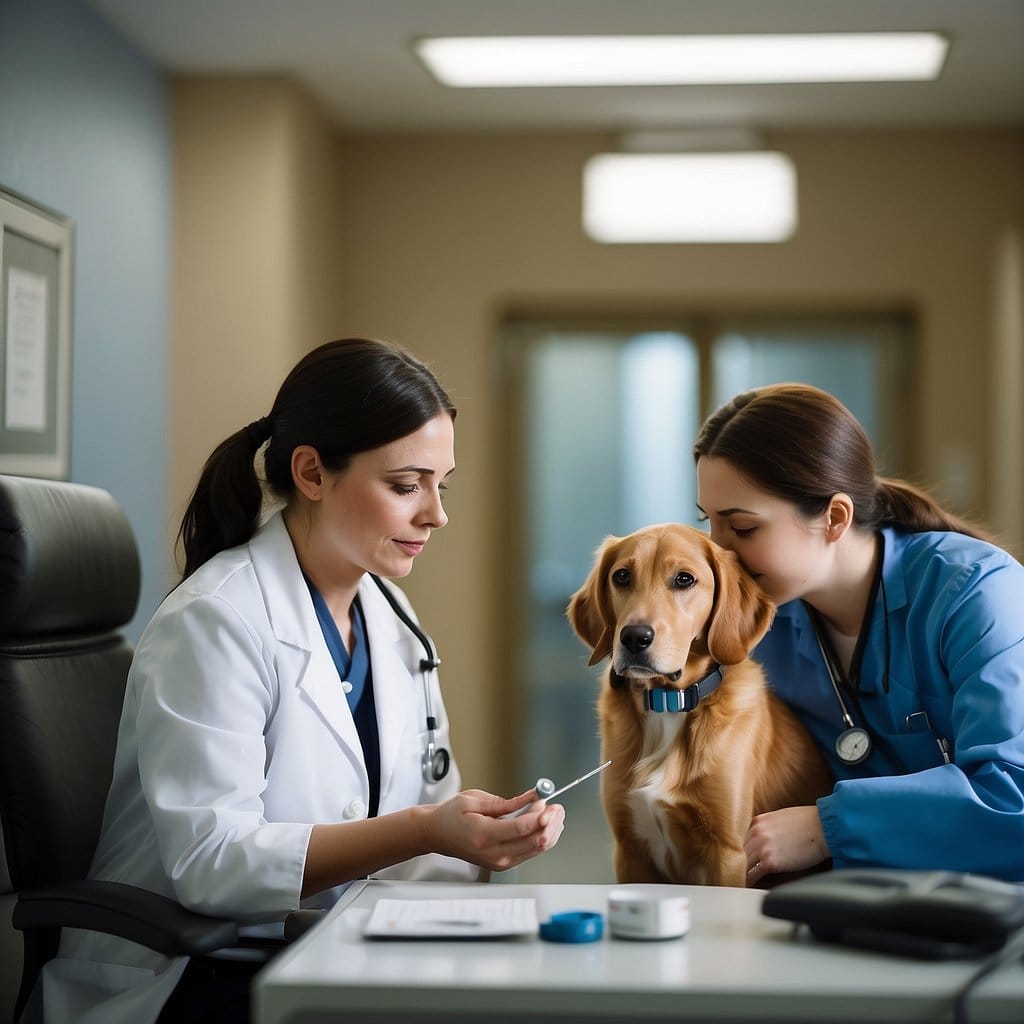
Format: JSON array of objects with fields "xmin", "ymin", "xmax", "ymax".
[
  {"xmin": 171, "ymin": 77, "xmax": 1024, "ymax": 791},
  {"xmin": 170, "ymin": 76, "xmax": 345, "ymax": 575}
]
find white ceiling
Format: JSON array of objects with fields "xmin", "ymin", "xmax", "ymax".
[{"xmin": 85, "ymin": 0, "xmax": 1024, "ymax": 134}]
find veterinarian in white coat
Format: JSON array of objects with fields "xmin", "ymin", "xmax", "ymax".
[
  {"xmin": 35, "ymin": 339, "xmax": 564, "ymax": 1024},
  {"xmin": 695, "ymin": 383, "xmax": 1024, "ymax": 886}
]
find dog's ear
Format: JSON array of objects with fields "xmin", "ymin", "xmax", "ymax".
[
  {"xmin": 566, "ymin": 536, "xmax": 620, "ymax": 666},
  {"xmin": 705, "ymin": 541, "xmax": 776, "ymax": 665}
]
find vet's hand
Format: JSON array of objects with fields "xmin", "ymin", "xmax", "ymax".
[
  {"xmin": 422, "ymin": 789, "xmax": 565, "ymax": 872},
  {"xmin": 744, "ymin": 805, "xmax": 829, "ymax": 886}
]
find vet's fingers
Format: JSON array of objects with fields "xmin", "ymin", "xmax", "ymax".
[
  {"xmin": 495, "ymin": 790, "xmax": 551, "ymax": 821},
  {"xmin": 470, "ymin": 787, "xmax": 541, "ymax": 819},
  {"xmin": 505, "ymin": 788, "xmax": 548, "ymax": 814},
  {"xmin": 744, "ymin": 844, "xmax": 770, "ymax": 885},
  {"xmin": 744, "ymin": 806, "xmax": 829, "ymax": 882},
  {"xmin": 502, "ymin": 798, "xmax": 559, "ymax": 834},
  {"xmin": 747, "ymin": 861, "xmax": 767, "ymax": 885},
  {"xmin": 495, "ymin": 802, "xmax": 565, "ymax": 868},
  {"xmin": 743, "ymin": 816, "xmax": 772, "ymax": 883},
  {"xmin": 536, "ymin": 800, "xmax": 564, "ymax": 833}
]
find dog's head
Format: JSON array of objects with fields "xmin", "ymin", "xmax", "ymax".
[{"xmin": 566, "ymin": 523, "xmax": 775, "ymax": 683}]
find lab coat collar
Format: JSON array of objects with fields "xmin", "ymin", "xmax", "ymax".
[
  {"xmin": 247, "ymin": 512, "xmax": 417, "ymax": 792},
  {"xmin": 248, "ymin": 513, "xmax": 364, "ymax": 762}
]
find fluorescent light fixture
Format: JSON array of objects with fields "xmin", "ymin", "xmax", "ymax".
[
  {"xmin": 416, "ymin": 33, "xmax": 949, "ymax": 87},
  {"xmin": 583, "ymin": 152, "xmax": 797, "ymax": 244}
]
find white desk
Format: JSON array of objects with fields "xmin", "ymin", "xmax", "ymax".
[{"xmin": 253, "ymin": 880, "xmax": 1024, "ymax": 1024}]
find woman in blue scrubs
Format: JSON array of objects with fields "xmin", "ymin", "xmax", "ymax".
[{"xmin": 694, "ymin": 383, "xmax": 1024, "ymax": 884}]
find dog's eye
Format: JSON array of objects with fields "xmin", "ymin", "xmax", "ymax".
[
  {"xmin": 611, "ymin": 568, "xmax": 631, "ymax": 587},
  {"xmin": 671, "ymin": 572, "xmax": 696, "ymax": 590}
]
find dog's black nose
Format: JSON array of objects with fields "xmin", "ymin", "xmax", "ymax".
[{"xmin": 620, "ymin": 624, "xmax": 654, "ymax": 653}]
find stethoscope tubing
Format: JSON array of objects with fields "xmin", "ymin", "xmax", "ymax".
[{"xmin": 369, "ymin": 574, "xmax": 451, "ymax": 782}]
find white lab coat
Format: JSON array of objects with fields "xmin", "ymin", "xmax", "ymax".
[{"xmin": 34, "ymin": 511, "xmax": 476, "ymax": 1024}]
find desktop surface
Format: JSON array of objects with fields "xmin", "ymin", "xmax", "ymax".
[{"xmin": 253, "ymin": 879, "xmax": 1023, "ymax": 1024}]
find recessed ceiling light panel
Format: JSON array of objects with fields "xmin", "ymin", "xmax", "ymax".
[
  {"xmin": 416, "ymin": 33, "xmax": 949, "ymax": 87},
  {"xmin": 583, "ymin": 152, "xmax": 798, "ymax": 244}
]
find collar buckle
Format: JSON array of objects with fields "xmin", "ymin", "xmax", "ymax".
[{"xmin": 643, "ymin": 666, "xmax": 724, "ymax": 713}]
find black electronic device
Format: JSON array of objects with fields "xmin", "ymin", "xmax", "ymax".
[{"xmin": 762, "ymin": 868, "xmax": 1024, "ymax": 960}]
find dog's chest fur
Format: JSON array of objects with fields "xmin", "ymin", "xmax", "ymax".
[{"xmin": 626, "ymin": 710, "xmax": 691, "ymax": 878}]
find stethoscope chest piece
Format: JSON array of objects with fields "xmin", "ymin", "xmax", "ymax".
[
  {"xmin": 835, "ymin": 726, "xmax": 872, "ymax": 766},
  {"xmin": 423, "ymin": 738, "xmax": 451, "ymax": 783}
]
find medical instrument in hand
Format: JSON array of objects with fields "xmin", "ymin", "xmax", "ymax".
[
  {"xmin": 541, "ymin": 759, "xmax": 612, "ymax": 802},
  {"xmin": 510, "ymin": 759, "xmax": 612, "ymax": 817},
  {"xmin": 370, "ymin": 573, "xmax": 450, "ymax": 783}
]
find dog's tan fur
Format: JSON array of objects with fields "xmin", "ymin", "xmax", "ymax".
[{"xmin": 567, "ymin": 523, "xmax": 832, "ymax": 887}]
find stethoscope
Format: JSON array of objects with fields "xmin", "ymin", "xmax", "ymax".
[
  {"xmin": 369, "ymin": 574, "xmax": 451, "ymax": 783},
  {"xmin": 809, "ymin": 612, "xmax": 874, "ymax": 766},
  {"xmin": 804, "ymin": 553, "xmax": 890, "ymax": 767},
  {"xmin": 807, "ymin": 550, "xmax": 953, "ymax": 769},
  {"xmin": 811, "ymin": 609, "xmax": 953, "ymax": 768}
]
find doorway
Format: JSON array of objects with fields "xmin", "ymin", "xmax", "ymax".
[{"xmin": 495, "ymin": 311, "xmax": 913, "ymax": 883}]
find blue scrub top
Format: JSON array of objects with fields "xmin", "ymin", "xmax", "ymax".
[
  {"xmin": 754, "ymin": 525, "xmax": 1024, "ymax": 881},
  {"xmin": 306, "ymin": 581, "xmax": 381, "ymax": 817}
]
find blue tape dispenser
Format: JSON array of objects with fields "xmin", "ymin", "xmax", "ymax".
[{"xmin": 539, "ymin": 911, "xmax": 604, "ymax": 943}]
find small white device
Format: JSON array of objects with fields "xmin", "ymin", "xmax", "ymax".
[{"xmin": 607, "ymin": 888, "xmax": 691, "ymax": 940}]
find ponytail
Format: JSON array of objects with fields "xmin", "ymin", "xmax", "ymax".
[
  {"xmin": 177, "ymin": 416, "xmax": 273, "ymax": 580},
  {"xmin": 875, "ymin": 477, "xmax": 995, "ymax": 543}
]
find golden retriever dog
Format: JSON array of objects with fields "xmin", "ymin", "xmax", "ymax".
[{"xmin": 567, "ymin": 523, "xmax": 832, "ymax": 888}]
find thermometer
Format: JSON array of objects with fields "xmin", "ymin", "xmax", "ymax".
[{"xmin": 509, "ymin": 760, "xmax": 612, "ymax": 818}]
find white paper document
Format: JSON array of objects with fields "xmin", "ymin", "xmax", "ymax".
[
  {"xmin": 4, "ymin": 266, "xmax": 48, "ymax": 432},
  {"xmin": 363, "ymin": 897, "xmax": 539, "ymax": 939}
]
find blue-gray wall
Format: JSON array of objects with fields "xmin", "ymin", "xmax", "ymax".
[{"xmin": 0, "ymin": 0, "xmax": 171, "ymax": 638}]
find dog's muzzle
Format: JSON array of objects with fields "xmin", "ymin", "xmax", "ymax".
[
  {"xmin": 615, "ymin": 624, "xmax": 683, "ymax": 681},
  {"xmin": 614, "ymin": 660, "xmax": 683, "ymax": 682}
]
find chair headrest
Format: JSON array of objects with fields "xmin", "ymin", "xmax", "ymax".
[{"xmin": 0, "ymin": 475, "xmax": 140, "ymax": 638}]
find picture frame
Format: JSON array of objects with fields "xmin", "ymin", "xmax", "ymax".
[{"xmin": 0, "ymin": 186, "xmax": 74, "ymax": 480}]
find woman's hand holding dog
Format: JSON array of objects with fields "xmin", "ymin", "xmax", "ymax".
[{"xmin": 744, "ymin": 805, "xmax": 831, "ymax": 885}]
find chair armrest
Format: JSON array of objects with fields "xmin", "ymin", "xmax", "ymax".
[{"xmin": 13, "ymin": 879, "xmax": 239, "ymax": 956}]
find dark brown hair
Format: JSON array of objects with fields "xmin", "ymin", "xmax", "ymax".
[
  {"xmin": 693, "ymin": 383, "xmax": 993, "ymax": 541},
  {"xmin": 177, "ymin": 337, "xmax": 456, "ymax": 579}
]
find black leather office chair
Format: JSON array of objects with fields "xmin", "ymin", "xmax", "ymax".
[{"xmin": 0, "ymin": 475, "xmax": 239, "ymax": 1023}]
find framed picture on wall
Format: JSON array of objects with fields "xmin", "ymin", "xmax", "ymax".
[{"xmin": 0, "ymin": 186, "xmax": 74, "ymax": 480}]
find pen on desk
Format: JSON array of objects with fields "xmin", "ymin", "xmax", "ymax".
[{"xmin": 425, "ymin": 920, "xmax": 482, "ymax": 927}]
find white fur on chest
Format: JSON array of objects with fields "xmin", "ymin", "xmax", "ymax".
[{"xmin": 626, "ymin": 712, "xmax": 689, "ymax": 878}]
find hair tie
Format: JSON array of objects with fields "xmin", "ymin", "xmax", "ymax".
[{"xmin": 245, "ymin": 415, "xmax": 273, "ymax": 447}]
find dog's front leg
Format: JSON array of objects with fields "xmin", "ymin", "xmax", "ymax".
[
  {"xmin": 614, "ymin": 837, "xmax": 666, "ymax": 884},
  {"xmin": 707, "ymin": 843, "xmax": 748, "ymax": 888}
]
